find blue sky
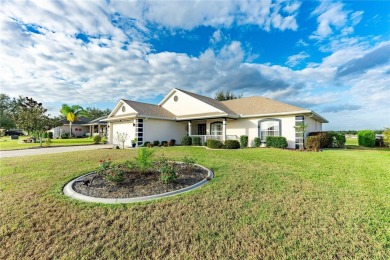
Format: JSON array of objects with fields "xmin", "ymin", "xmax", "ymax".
[{"xmin": 1, "ymin": 0, "xmax": 389, "ymax": 130}]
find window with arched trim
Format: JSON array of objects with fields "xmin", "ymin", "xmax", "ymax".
[
  {"xmin": 258, "ymin": 119, "xmax": 281, "ymax": 142},
  {"xmin": 210, "ymin": 122, "xmax": 223, "ymax": 136}
]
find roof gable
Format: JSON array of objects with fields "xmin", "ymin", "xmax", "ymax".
[{"xmin": 108, "ymin": 100, "xmax": 138, "ymax": 119}]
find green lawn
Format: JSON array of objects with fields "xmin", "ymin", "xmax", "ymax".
[
  {"xmin": 0, "ymin": 147, "xmax": 389, "ymax": 259},
  {"xmin": 0, "ymin": 137, "xmax": 95, "ymax": 151}
]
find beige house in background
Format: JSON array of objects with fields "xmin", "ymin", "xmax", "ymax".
[{"xmin": 106, "ymin": 88, "xmax": 328, "ymax": 149}]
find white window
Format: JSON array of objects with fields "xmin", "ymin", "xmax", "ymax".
[
  {"xmin": 259, "ymin": 119, "xmax": 280, "ymax": 141},
  {"xmin": 210, "ymin": 122, "xmax": 223, "ymax": 136}
]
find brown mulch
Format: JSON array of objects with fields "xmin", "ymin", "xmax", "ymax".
[{"xmin": 73, "ymin": 163, "xmax": 208, "ymax": 199}]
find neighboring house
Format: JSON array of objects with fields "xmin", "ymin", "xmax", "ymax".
[
  {"xmin": 50, "ymin": 116, "xmax": 108, "ymax": 139},
  {"xmin": 106, "ymin": 88, "xmax": 328, "ymax": 149}
]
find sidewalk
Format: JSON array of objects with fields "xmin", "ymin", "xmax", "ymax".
[{"xmin": 0, "ymin": 144, "xmax": 113, "ymax": 158}]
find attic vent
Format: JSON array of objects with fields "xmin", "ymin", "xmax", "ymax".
[
  {"xmin": 121, "ymin": 105, "xmax": 126, "ymax": 112},
  {"xmin": 174, "ymin": 95, "xmax": 179, "ymax": 102}
]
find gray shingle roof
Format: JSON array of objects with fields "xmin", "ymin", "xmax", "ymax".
[{"xmin": 123, "ymin": 100, "xmax": 176, "ymax": 119}]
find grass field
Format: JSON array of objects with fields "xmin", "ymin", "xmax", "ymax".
[
  {"xmin": 0, "ymin": 146, "xmax": 389, "ymax": 259},
  {"xmin": 0, "ymin": 137, "xmax": 95, "ymax": 151}
]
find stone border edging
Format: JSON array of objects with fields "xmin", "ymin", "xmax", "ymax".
[{"xmin": 63, "ymin": 163, "xmax": 213, "ymax": 204}]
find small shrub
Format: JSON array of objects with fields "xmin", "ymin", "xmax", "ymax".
[
  {"xmin": 306, "ymin": 136, "xmax": 321, "ymax": 151},
  {"xmin": 159, "ymin": 158, "xmax": 177, "ymax": 184},
  {"xmin": 44, "ymin": 138, "xmax": 52, "ymax": 147},
  {"xmin": 192, "ymin": 136, "xmax": 202, "ymax": 146},
  {"xmin": 207, "ymin": 139, "xmax": 223, "ymax": 149},
  {"xmin": 254, "ymin": 137, "xmax": 261, "ymax": 147},
  {"xmin": 240, "ymin": 135, "xmax": 248, "ymax": 148},
  {"xmin": 61, "ymin": 133, "xmax": 69, "ymax": 139},
  {"xmin": 357, "ymin": 130, "xmax": 375, "ymax": 147},
  {"xmin": 308, "ymin": 132, "xmax": 332, "ymax": 148},
  {"xmin": 48, "ymin": 132, "xmax": 53, "ymax": 139},
  {"xmin": 266, "ymin": 136, "xmax": 288, "ymax": 148},
  {"xmin": 136, "ymin": 148, "xmax": 154, "ymax": 172},
  {"xmin": 43, "ymin": 132, "xmax": 48, "ymax": 138},
  {"xmin": 224, "ymin": 140, "xmax": 240, "ymax": 149},
  {"xmin": 101, "ymin": 137, "xmax": 107, "ymax": 144},
  {"xmin": 147, "ymin": 143, "xmax": 154, "ymax": 148},
  {"xmin": 93, "ymin": 135, "xmax": 102, "ymax": 144},
  {"xmin": 97, "ymin": 158, "xmax": 125, "ymax": 184},
  {"xmin": 169, "ymin": 139, "xmax": 176, "ymax": 146},
  {"xmin": 143, "ymin": 141, "xmax": 150, "ymax": 147},
  {"xmin": 181, "ymin": 136, "xmax": 192, "ymax": 146},
  {"xmin": 153, "ymin": 140, "xmax": 160, "ymax": 146},
  {"xmin": 331, "ymin": 133, "xmax": 346, "ymax": 148},
  {"xmin": 161, "ymin": 141, "xmax": 168, "ymax": 146}
]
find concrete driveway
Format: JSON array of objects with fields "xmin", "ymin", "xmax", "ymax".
[{"xmin": 0, "ymin": 144, "xmax": 113, "ymax": 158}]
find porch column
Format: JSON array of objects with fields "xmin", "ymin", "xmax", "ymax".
[
  {"xmin": 222, "ymin": 118, "xmax": 226, "ymax": 141},
  {"xmin": 188, "ymin": 121, "xmax": 192, "ymax": 136},
  {"xmin": 89, "ymin": 126, "xmax": 92, "ymax": 136},
  {"xmin": 98, "ymin": 125, "xmax": 101, "ymax": 136}
]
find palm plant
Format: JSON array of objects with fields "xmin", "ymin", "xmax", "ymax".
[{"xmin": 60, "ymin": 104, "xmax": 90, "ymax": 137}]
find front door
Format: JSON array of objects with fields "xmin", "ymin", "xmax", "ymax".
[{"xmin": 198, "ymin": 124, "xmax": 206, "ymax": 135}]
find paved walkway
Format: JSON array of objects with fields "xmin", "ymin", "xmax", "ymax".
[{"xmin": 0, "ymin": 144, "xmax": 113, "ymax": 158}]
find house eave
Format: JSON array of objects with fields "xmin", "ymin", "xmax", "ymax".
[{"xmin": 238, "ymin": 110, "xmax": 328, "ymax": 123}]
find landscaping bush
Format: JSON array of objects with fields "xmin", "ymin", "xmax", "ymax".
[
  {"xmin": 240, "ymin": 135, "xmax": 248, "ymax": 148},
  {"xmin": 181, "ymin": 136, "xmax": 192, "ymax": 146},
  {"xmin": 61, "ymin": 133, "xmax": 69, "ymax": 139},
  {"xmin": 308, "ymin": 132, "xmax": 332, "ymax": 148},
  {"xmin": 306, "ymin": 136, "xmax": 321, "ymax": 151},
  {"xmin": 153, "ymin": 140, "xmax": 160, "ymax": 147},
  {"xmin": 97, "ymin": 159, "xmax": 125, "ymax": 184},
  {"xmin": 48, "ymin": 132, "xmax": 53, "ymax": 139},
  {"xmin": 224, "ymin": 140, "xmax": 240, "ymax": 149},
  {"xmin": 101, "ymin": 137, "xmax": 107, "ymax": 144},
  {"xmin": 143, "ymin": 141, "xmax": 150, "ymax": 147},
  {"xmin": 169, "ymin": 139, "xmax": 176, "ymax": 146},
  {"xmin": 161, "ymin": 141, "xmax": 168, "ymax": 147},
  {"xmin": 93, "ymin": 135, "xmax": 102, "ymax": 144},
  {"xmin": 159, "ymin": 158, "xmax": 177, "ymax": 184},
  {"xmin": 136, "ymin": 148, "xmax": 154, "ymax": 172},
  {"xmin": 266, "ymin": 136, "xmax": 288, "ymax": 148},
  {"xmin": 192, "ymin": 136, "xmax": 202, "ymax": 146},
  {"xmin": 358, "ymin": 130, "xmax": 375, "ymax": 147},
  {"xmin": 43, "ymin": 132, "xmax": 48, "ymax": 138},
  {"xmin": 207, "ymin": 139, "xmax": 223, "ymax": 149},
  {"xmin": 330, "ymin": 133, "xmax": 346, "ymax": 148},
  {"xmin": 253, "ymin": 137, "xmax": 261, "ymax": 147}
]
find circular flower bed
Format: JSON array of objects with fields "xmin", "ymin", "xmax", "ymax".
[{"xmin": 63, "ymin": 156, "xmax": 213, "ymax": 203}]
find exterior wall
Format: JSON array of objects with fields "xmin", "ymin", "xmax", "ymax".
[
  {"xmin": 223, "ymin": 115, "xmax": 323, "ymax": 148},
  {"xmin": 112, "ymin": 102, "xmax": 137, "ymax": 117},
  {"xmin": 161, "ymin": 90, "xmax": 222, "ymax": 116},
  {"xmin": 143, "ymin": 119, "xmax": 187, "ymax": 143},
  {"xmin": 111, "ymin": 120, "xmax": 135, "ymax": 147},
  {"xmin": 305, "ymin": 116, "xmax": 322, "ymax": 135},
  {"xmin": 223, "ymin": 116, "xmax": 296, "ymax": 148}
]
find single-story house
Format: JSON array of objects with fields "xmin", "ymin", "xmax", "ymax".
[
  {"xmin": 50, "ymin": 116, "xmax": 108, "ymax": 138},
  {"xmin": 106, "ymin": 88, "xmax": 328, "ymax": 149}
]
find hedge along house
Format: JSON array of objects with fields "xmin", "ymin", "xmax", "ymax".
[{"xmin": 106, "ymin": 88, "xmax": 328, "ymax": 149}]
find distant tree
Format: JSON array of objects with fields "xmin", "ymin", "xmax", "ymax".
[
  {"xmin": 60, "ymin": 104, "xmax": 90, "ymax": 137},
  {"xmin": 85, "ymin": 107, "xmax": 111, "ymax": 118},
  {"xmin": 14, "ymin": 97, "xmax": 60, "ymax": 146},
  {"xmin": 214, "ymin": 90, "xmax": 243, "ymax": 101},
  {"xmin": 0, "ymin": 94, "xmax": 23, "ymax": 129}
]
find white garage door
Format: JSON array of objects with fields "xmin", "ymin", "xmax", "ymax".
[{"xmin": 112, "ymin": 122, "xmax": 134, "ymax": 147}]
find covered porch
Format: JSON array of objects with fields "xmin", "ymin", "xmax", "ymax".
[{"xmin": 186, "ymin": 117, "xmax": 238, "ymax": 144}]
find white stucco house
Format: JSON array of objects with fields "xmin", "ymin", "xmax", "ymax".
[
  {"xmin": 106, "ymin": 88, "xmax": 328, "ymax": 149},
  {"xmin": 50, "ymin": 116, "xmax": 108, "ymax": 139}
]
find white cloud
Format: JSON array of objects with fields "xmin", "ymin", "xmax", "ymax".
[{"xmin": 286, "ymin": 51, "xmax": 309, "ymax": 67}]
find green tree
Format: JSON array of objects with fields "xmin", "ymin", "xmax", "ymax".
[
  {"xmin": 0, "ymin": 94, "xmax": 23, "ymax": 129},
  {"xmin": 60, "ymin": 104, "xmax": 90, "ymax": 137},
  {"xmin": 14, "ymin": 97, "xmax": 60, "ymax": 146},
  {"xmin": 382, "ymin": 128, "xmax": 390, "ymax": 147},
  {"xmin": 85, "ymin": 107, "xmax": 111, "ymax": 118},
  {"xmin": 214, "ymin": 90, "xmax": 243, "ymax": 101}
]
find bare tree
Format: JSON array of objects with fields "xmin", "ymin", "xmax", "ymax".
[{"xmin": 115, "ymin": 132, "xmax": 129, "ymax": 149}]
